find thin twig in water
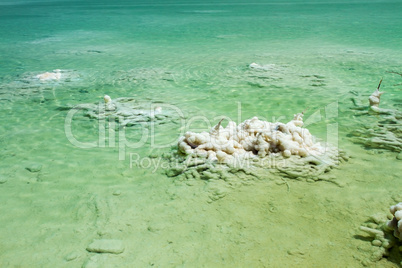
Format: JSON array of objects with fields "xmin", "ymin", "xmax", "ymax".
[
  {"xmin": 386, "ymin": 71, "xmax": 402, "ymax": 76},
  {"xmin": 377, "ymin": 78, "xmax": 383, "ymax": 90}
]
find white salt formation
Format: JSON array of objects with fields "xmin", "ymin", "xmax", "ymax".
[
  {"xmin": 76, "ymin": 96, "xmax": 177, "ymax": 127},
  {"xmin": 104, "ymin": 95, "xmax": 112, "ymax": 104},
  {"xmin": 167, "ymin": 112, "xmax": 345, "ymax": 197},
  {"xmin": 103, "ymin": 95, "xmax": 116, "ymax": 111},
  {"xmin": 358, "ymin": 203, "xmax": 402, "ymax": 266},
  {"xmin": 368, "ymin": 88, "xmax": 384, "ymax": 108},
  {"xmin": 36, "ymin": 69, "xmax": 62, "ymax": 81},
  {"xmin": 349, "ymin": 79, "xmax": 402, "ymax": 153},
  {"xmin": 387, "ymin": 202, "xmax": 402, "ymax": 240},
  {"xmin": 369, "ymin": 79, "xmax": 385, "ymax": 112},
  {"xmin": 179, "ymin": 113, "xmax": 328, "ymax": 164},
  {"xmin": 249, "ymin": 63, "xmax": 278, "ymax": 71}
]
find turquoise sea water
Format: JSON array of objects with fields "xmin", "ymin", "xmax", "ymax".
[{"xmin": 0, "ymin": 1, "xmax": 401, "ymax": 267}]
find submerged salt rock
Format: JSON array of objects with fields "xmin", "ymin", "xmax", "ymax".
[
  {"xmin": 0, "ymin": 176, "xmax": 7, "ymax": 184},
  {"xmin": 25, "ymin": 164, "xmax": 42, "ymax": 173},
  {"xmin": 112, "ymin": 190, "xmax": 122, "ymax": 196},
  {"xmin": 64, "ymin": 251, "xmax": 79, "ymax": 261},
  {"xmin": 249, "ymin": 63, "xmax": 277, "ymax": 71},
  {"xmin": 36, "ymin": 69, "xmax": 62, "ymax": 81},
  {"xmin": 86, "ymin": 239, "xmax": 125, "ymax": 254},
  {"xmin": 78, "ymin": 96, "xmax": 177, "ymax": 128}
]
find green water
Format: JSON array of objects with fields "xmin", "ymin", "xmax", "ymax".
[{"xmin": 0, "ymin": 1, "xmax": 401, "ymax": 267}]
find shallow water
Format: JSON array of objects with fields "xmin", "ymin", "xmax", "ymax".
[{"xmin": 0, "ymin": 1, "xmax": 401, "ymax": 267}]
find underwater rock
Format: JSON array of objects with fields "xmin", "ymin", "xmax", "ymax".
[
  {"xmin": 86, "ymin": 239, "xmax": 124, "ymax": 254},
  {"xmin": 25, "ymin": 164, "xmax": 42, "ymax": 173},
  {"xmin": 0, "ymin": 176, "xmax": 7, "ymax": 184},
  {"xmin": 87, "ymin": 50, "xmax": 103, "ymax": 54},
  {"xmin": 64, "ymin": 251, "xmax": 79, "ymax": 261},
  {"xmin": 112, "ymin": 190, "xmax": 121, "ymax": 196}
]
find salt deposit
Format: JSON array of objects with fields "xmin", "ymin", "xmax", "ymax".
[
  {"xmin": 387, "ymin": 202, "xmax": 402, "ymax": 240},
  {"xmin": 36, "ymin": 69, "xmax": 62, "ymax": 81},
  {"xmin": 349, "ymin": 80, "xmax": 402, "ymax": 152},
  {"xmin": 368, "ymin": 79, "xmax": 384, "ymax": 108},
  {"xmin": 249, "ymin": 63, "xmax": 279, "ymax": 71},
  {"xmin": 179, "ymin": 113, "xmax": 331, "ymax": 163},
  {"xmin": 167, "ymin": 112, "xmax": 345, "ymax": 186},
  {"xmin": 75, "ymin": 95, "xmax": 177, "ymax": 127},
  {"xmin": 358, "ymin": 203, "xmax": 402, "ymax": 266}
]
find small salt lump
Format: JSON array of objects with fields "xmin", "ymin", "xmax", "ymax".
[{"xmin": 104, "ymin": 95, "xmax": 116, "ymax": 111}]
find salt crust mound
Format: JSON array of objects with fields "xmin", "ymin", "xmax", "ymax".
[
  {"xmin": 168, "ymin": 113, "xmax": 347, "ymax": 185},
  {"xmin": 76, "ymin": 95, "xmax": 177, "ymax": 127},
  {"xmin": 179, "ymin": 113, "xmax": 327, "ymax": 162},
  {"xmin": 350, "ymin": 82, "xmax": 402, "ymax": 153},
  {"xmin": 358, "ymin": 202, "xmax": 402, "ymax": 266},
  {"xmin": 387, "ymin": 202, "xmax": 402, "ymax": 240}
]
